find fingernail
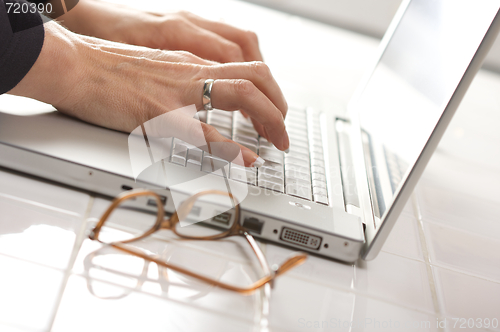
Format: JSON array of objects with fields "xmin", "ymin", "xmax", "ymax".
[
  {"xmin": 282, "ymin": 130, "xmax": 290, "ymax": 151},
  {"xmin": 252, "ymin": 156, "xmax": 265, "ymax": 168},
  {"xmin": 284, "ymin": 148, "xmax": 290, "ymax": 154},
  {"xmin": 242, "ymin": 148, "xmax": 265, "ymax": 168}
]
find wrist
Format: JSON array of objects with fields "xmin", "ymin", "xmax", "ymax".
[{"xmin": 8, "ymin": 22, "xmax": 83, "ymax": 107}]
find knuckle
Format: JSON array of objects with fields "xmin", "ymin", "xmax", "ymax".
[
  {"xmin": 249, "ymin": 61, "xmax": 271, "ymax": 79},
  {"xmin": 170, "ymin": 16, "xmax": 189, "ymax": 27},
  {"xmin": 244, "ymin": 30, "xmax": 259, "ymax": 45},
  {"xmin": 175, "ymin": 50, "xmax": 195, "ymax": 61},
  {"xmin": 233, "ymin": 79, "xmax": 256, "ymax": 98}
]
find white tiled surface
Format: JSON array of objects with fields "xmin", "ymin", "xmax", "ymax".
[{"xmin": 1, "ymin": 0, "xmax": 500, "ymax": 331}]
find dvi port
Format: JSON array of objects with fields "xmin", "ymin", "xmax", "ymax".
[{"xmin": 280, "ymin": 227, "xmax": 322, "ymax": 250}]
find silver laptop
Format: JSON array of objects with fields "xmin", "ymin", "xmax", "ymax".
[{"xmin": 1, "ymin": 0, "xmax": 500, "ymax": 262}]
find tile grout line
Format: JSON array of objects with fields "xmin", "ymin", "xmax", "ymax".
[
  {"xmin": 411, "ymin": 191, "xmax": 443, "ymax": 327},
  {"xmin": 285, "ymin": 271, "xmax": 438, "ymax": 317},
  {"xmin": 0, "ymin": 192, "xmax": 81, "ymax": 217},
  {"xmin": 46, "ymin": 196, "xmax": 95, "ymax": 332},
  {"xmin": 427, "ymin": 263, "xmax": 500, "ymax": 285}
]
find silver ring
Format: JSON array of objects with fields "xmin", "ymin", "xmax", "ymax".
[{"xmin": 202, "ymin": 79, "xmax": 215, "ymax": 111}]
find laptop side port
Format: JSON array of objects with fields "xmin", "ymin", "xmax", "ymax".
[
  {"xmin": 242, "ymin": 217, "xmax": 264, "ymax": 235},
  {"xmin": 212, "ymin": 212, "xmax": 232, "ymax": 225},
  {"xmin": 146, "ymin": 195, "xmax": 167, "ymax": 207},
  {"xmin": 280, "ymin": 227, "xmax": 322, "ymax": 250}
]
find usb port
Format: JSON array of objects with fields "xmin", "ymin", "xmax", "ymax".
[
  {"xmin": 147, "ymin": 195, "xmax": 167, "ymax": 207},
  {"xmin": 212, "ymin": 212, "xmax": 232, "ymax": 225}
]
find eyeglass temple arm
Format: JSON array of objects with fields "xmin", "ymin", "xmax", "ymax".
[
  {"xmin": 243, "ymin": 232, "xmax": 272, "ymax": 275},
  {"xmin": 243, "ymin": 231, "xmax": 308, "ymax": 278},
  {"xmin": 274, "ymin": 253, "xmax": 308, "ymax": 276},
  {"xmin": 110, "ymin": 242, "xmax": 271, "ymax": 295}
]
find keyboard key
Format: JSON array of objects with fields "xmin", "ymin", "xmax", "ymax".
[
  {"xmin": 259, "ymin": 180, "xmax": 284, "ymax": 193},
  {"xmin": 202, "ymin": 156, "xmax": 230, "ymax": 177},
  {"xmin": 208, "ymin": 114, "xmax": 232, "ymax": 126},
  {"xmin": 287, "ymin": 126, "xmax": 308, "ymax": 137},
  {"xmin": 287, "ymin": 150, "xmax": 309, "ymax": 159},
  {"xmin": 289, "ymin": 146, "xmax": 309, "ymax": 155},
  {"xmin": 313, "ymin": 187, "xmax": 328, "ymax": 196},
  {"xmin": 287, "ymin": 160, "xmax": 310, "ymax": 169},
  {"xmin": 311, "ymin": 173, "xmax": 327, "ymax": 182},
  {"xmin": 186, "ymin": 160, "xmax": 202, "ymax": 171},
  {"xmin": 285, "ymin": 169, "xmax": 311, "ymax": 182},
  {"xmin": 287, "ymin": 122, "xmax": 307, "ymax": 132},
  {"xmin": 311, "ymin": 165, "xmax": 326, "ymax": 175},
  {"xmin": 285, "ymin": 155, "xmax": 310, "ymax": 166},
  {"xmin": 285, "ymin": 177, "xmax": 311, "ymax": 187},
  {"xmin": 286, "ymin": 184, "xmax": 312, "ymax": 200},
  {"xmin": 310, "ymin": 151, "xmax": 324, "ymax": 162},
  {"xmin": 234, "ymin": 135, "xmax": 258, "ymax": 146},
  {"xmin": 230, "ymin": 164, "xmax": 257, "ymax": 185},
  {"xmin": 196, "ymin": 110, "xmax": 208, "ymax": 123},
  {"xmin": 171, "ymin": 139, "xmax": 188, "ymax": 166},
  {"xmin": 311, "ymin": 145, "xmax": 323, "ymax": 154},
  {"xmin": 312, "ymin": 179, "xmax": 327, "ymax": 189},
  {"xmin": 258, "ymin": 137, "xmax": 273, "ymax": 148},
  {"xmin": 233, "ymin": 127, "xmax": 258, "ymax": 138},
  {"xmin": 260, "ymin": 165, "xmax": 284, "ymax": 177},
  {"xmin": 310, "ymin": 159, "xmax": 325, "ymax": 167},
  {"xmin": 258, "ymin": 173, "xmax": 284, "ymax": 186},
  {"xmin": 239, "ymin": 142, "xmax": 258, "ymax": 154},
  {"xmin": 211, "ymin": 109, "xmax": 232, "ymax": 118},
  {"xmin": 259, "ymin": 147, "xmax": 283, "ymax": 164},
  {"xmin": 290, "ymin": 140, "xmax": 309, "ymax": 149},
  {"xmin": 186, "ymin": 148, "xmax": 203, "ymax": 170},
  {"xmin": 261, "ymin": 161, "xmax": 284, "ymax": 175},
  {"xmin": 314, "ymin": 194, "xmax": 328, "ymax": 205},
  {"xmin": 211, "ymin": 124, "xmax": 232, "ymax": 137}
]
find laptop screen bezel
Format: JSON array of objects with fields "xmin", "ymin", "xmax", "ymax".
[{"xmin": 345, "ymin": 0, "xmax": 500, "ymax": 260}]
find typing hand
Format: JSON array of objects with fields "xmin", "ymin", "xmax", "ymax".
[
  {"xmin": 60, "ymin": 0, "xmax": 263, "ymax": 63},
  {"xmin": 9, "ymin": 22, "xmax": 289, "ymax": 167}
]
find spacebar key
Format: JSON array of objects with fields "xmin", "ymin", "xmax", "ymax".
[{"xmin": 286, "ymin": 184, "xmax": 312, "ymax": 201}]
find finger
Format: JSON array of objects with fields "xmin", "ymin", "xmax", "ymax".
[
  {"xmin": 208, "ymin": 79, "xmax": 289, "ymax": 151},
  {"xmin": 205, "ymin": 62, "xmax": 288, "ymax": 119},
  {"xmin": 250, "ymin": 117, "xmax": 268, "ymax": 140},
  {"xmin": 201, "ymin": 123, "xmax": 264, "ymax": 167},
  {"xmin": 144, "ymin": 105, "xmax": 262, "ymax": 167},
  {"xmin": 166, "ymin": 19, "xmax": 246, "ymax": 63},
  {"xmin": 181, "ymin": 12, "xmax": 264, "ymax": 62}
]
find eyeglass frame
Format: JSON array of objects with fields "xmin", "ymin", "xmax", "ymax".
[{"xmin": 89, "ymin": 189, "xmax": 307, "ymax": 295}]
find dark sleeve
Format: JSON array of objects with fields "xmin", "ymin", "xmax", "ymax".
[{"xmin": 0, "ymin": 0, "xmax": 45, "ymax": 94}]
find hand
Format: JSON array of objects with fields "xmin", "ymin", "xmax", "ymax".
[
  {"xmin": 60, "ymin": 0, "xmax": 263, "ymax": 63},
  {"xmin": 9, "ymin": 22, "xmax": 289, "ymax": 167}
]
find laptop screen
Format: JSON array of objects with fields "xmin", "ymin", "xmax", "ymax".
[{"xmin": 353, "ymin": 0, "xmax": 500, "ymax": 218}]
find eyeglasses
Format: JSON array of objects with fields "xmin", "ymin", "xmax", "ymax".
[{"xmin": 89, "ymin": 189, "xmax": 307, "ymax": 295}]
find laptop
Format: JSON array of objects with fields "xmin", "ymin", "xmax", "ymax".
[{"xmin": 1, "ymin": 0, "xmax": 500, "ymax": 262}]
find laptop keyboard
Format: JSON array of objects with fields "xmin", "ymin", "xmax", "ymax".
[{"xmin": 168, "ymin": 107, "xmax": 329, "ymax": 205}]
